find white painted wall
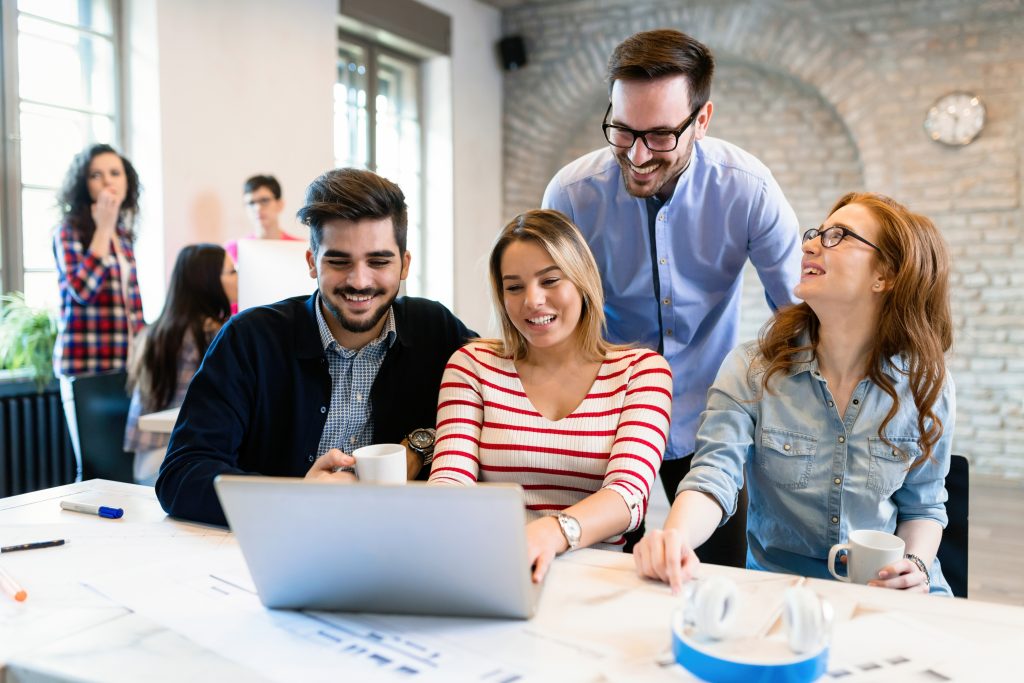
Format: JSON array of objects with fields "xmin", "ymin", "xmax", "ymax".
[{"xmin": 126, "ymin": 0, "xmax": 503, "ymax": 334}]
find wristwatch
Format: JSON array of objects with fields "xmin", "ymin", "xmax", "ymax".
[
  {"xmin": 407, "ymin": 427, "xmax": 436, "ymax": 468},
  {"xmin": 556, "ymin": 513, "xmax": 582, "ymax": 551}
]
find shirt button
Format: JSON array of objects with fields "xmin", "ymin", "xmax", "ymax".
[
  {"xmin": 662, "ymin": 298, "xmax": 671, "ymax": 306},
  {"xmin": 892, "ymin": 449, "xmax": 900, "ymax": 456},
  {"xmin": 659, "ymin": 258, "xmax": 667, "ymax": 265},
  {"xmin": 828, "ymin": 401, "xmax": 835, "ymax": 407},
  {"xmin": 350, "ymin": 436, "xmax": 355, "ymax": 444},
  {"xmin": 852, "ymin": 399, "xmax": 860, "ymax": 405},
  {"xmin": 666, "ymin": 329, "xmax": 673, "ymax": 337},
  {"xmin": 308, "ymin": 455, "xmax": 315, "ymax": 462},
  {"xmin": 838, "ymin": 436, "xmax": 846, "ymax": 444},
  {"xmin": 356, "ymin": 393, "xmax": 363, "ymax": 401},
  {"xmin": 831, "ymin": 516, "xmax": 839, "ymax": 524},
  {"xmin": 783, "ymin": 443, "xmax": 791, "ymax": 451},
  {"xmin": 320, "ymin": 406, "xmax": 327, "ymax": 414},
  {"xmin": 834, "ymin": 477, "xmax": 842, "ymax": 485}
]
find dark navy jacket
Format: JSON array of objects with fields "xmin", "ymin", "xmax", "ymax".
[{"xmin": 155, "ymin": 293, "xmax": 474, "ymax": 525}]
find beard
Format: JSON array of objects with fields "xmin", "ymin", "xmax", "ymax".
[
  {"xmin": 614, "ymin": 135, "xmax": 694, "ymax": 199},
  {"xmin": 321, "ymin": 286, "xmax": 399, "ymax": 334}
]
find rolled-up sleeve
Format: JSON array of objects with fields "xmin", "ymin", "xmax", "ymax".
[
  {"xmin": 677, "ymin": 345, "xmax": 758, "ymax": 525},
  {"xmin": 892, "ymin": 375, "xmax": 956, "ymax": 527}
]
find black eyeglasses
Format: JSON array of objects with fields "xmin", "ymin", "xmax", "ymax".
[
  {"xmin": 601, "ymin": 102, "xmax": 702, "ymax": 152},
  {"xmin": 802, "ymin": 225, "xmax": 882, "ymax": 252}
]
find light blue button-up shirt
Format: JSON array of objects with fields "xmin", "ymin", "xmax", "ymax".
[
  {"xmin": 543, "ymin": 139, "xmax": 802, "ymax": 458},
  {"xmin": 679, "ymin": 340, "xmax": 954, "ymax": 595}
]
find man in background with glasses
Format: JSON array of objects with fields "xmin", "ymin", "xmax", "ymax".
[{"xmin": 543, "ymin": 28, "xmax": 802, "ymax": 566}]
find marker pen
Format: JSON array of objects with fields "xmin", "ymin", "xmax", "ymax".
[
  {"xmin": 60, "ymin": 501, "xmax": 124, "ymax": 519},
  {"xmin": 0, "ymin": 566, "xmax": 27, "ymax": 602}
]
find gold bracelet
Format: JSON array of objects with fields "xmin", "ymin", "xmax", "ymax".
[{"xmin": 904, "ymin": 553, "xmax": 930, "ymax": 585}]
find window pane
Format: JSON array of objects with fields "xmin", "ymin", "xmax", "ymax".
[
  {"xmin": 22, "ymin": 270, "xmax": 60, "ymax": 311},
  {"xmin": 18, "ymin": 0, "xmax": 113, "ymax": 36},
  {"xmin": 20, "ymin": 102, "xmax": 115, "ymax": 187},
  {"xmin": 18, "ymin": 15, "xmax": 117, "ymax": 114},
  {"xmin": 21, "ymin": 188, "xmax": 62, "ymax": 270},
  {"xmin": 334, "ymin": 42, "xmax": 369, "ymax": 169}
]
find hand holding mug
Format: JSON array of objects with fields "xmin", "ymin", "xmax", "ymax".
[{"xmin": 828, "ymin": 530, "xmax": 905, "ymax": 587}]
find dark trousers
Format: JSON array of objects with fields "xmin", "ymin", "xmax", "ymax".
[{"xmin": 624, "ymin": 454, "xmax": 749, "ymax": 569}]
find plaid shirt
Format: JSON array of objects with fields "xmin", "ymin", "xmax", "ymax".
[
  {"xmin": 314, "ymin": 295, "xmax": 397, "ymax": 456},
  {"xmin": 53, "ymin": 221, "xmax": 145, "ymax": 376}
]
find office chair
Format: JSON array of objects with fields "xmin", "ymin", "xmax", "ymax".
[
  {"xmin": 63, "ymin": 370, "xmax": 135, "ymax": 483},
  {"xmin": 937, "ymin": 454, "xmax": 969, "ymax": 598}
]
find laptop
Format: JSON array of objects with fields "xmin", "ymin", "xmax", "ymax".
[
  {"xmin": 214, "ymin": 476, "xmax": 543, "ymax": 619},
  {"xmin": 236, "ymin": 239, "xmax": 313, "ymax": 311}
]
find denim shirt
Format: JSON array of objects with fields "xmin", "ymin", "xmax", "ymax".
[{"xmin": 679, "ymin": 341, "xmax": 954, "ymax": 595}]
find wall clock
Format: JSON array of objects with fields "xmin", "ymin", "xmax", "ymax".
[{"xmin": 923, "ymin": 92, "xmax": 986, "ymax": 146}]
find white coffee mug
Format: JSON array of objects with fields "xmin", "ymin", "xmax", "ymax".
[
  {"xmin": 827, "ymin": 529, "xmax": 905, "ymax": 585},
  {"xmin": 352, "ymin": 444, "xmax": 407, "ymax": 485}
]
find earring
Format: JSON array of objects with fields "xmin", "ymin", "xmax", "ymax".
[{"xmin": 873, "ymin": 283, "xmax": 881, "ymax": 291}]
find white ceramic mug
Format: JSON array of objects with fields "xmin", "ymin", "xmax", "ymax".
[
  {"xmin": 352, "ymin": 444, "xmax": 407, "ymax": 485},
  {"xmin": 827, "ymin": 530, "xmax": 905, "ymax": 585}
]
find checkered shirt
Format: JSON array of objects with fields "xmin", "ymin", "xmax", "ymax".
[
  {"xmin": 53, "ymin": 221, "xmax": 145, "ymax": 376},
  {"xmin": 314, "ymin": 295, "xmax": 397, "ymax": 457}
]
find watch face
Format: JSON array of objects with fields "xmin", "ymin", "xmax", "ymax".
[
  {"xmin": 924, "ymin": 92, "xmax": 985, "ymax": 146},
  {"xmin": 409, "ymin": 428, "xmax": 435, "ymax": 448}
]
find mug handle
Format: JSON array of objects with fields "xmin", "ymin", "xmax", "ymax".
[{"xmin": 827, "ymin": 544, "xmax": 851, "ymax": 582}]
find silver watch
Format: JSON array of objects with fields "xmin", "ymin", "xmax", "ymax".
[
  {"xmin": 556, "ymin": 513, "xmax": 582, "ymax": 551},
  {"xmin": 407, "ymin": 427, "xmax": 436, "ymax": 467}
]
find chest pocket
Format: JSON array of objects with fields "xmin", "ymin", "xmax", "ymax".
[
  {"xmin": 757, "ymin": 427, "xmax": 817, "ymax": 489},
  {"xmin": 867, "ymin": 437, "xmax": 920, "ymax": 497}
]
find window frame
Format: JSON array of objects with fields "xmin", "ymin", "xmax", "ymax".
[
  {"xmin": 335, "ymin": 28, "xmax": 427, "ymax": 296},
  {"xmin": 0, "ymin": 0, "xmax": 126, "ymax": 300}
]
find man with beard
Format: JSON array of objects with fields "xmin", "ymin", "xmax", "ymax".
[
  {"xmin": 542, "ymin": 29, "xmax": 801, "ymax": 567},
  {"xmin": 156, "ymin": 168, "xmax": 474, "ymax": 526}
]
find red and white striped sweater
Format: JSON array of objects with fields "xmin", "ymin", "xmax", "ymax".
[{"xmin": 429, "ymin": 342, "xmax": 672, "ymax": 548}]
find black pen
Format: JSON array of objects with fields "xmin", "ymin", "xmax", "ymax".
[{"xmin": 1, "ymin": 539, "xmax": 67, "ymax": 553}]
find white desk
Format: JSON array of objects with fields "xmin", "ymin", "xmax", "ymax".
[
  {"xmin": 137, "ymin": 407, "xmax": 180, "ymax": 434},
  {"xmin": 2, "ymin": 481, "xmax": 1023, "ymax": 682}
]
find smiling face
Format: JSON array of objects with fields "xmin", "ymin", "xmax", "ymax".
[
  {"xmin": 608, "ymin": 75, "xmax": 710, "ymax": 198},
  {"xmin": 86, "ymin": 152, "xmax": 128, "ymax": 205},
  {"xmin": 500, "ymin": 239, "xmax": 584, "ymax": 355},
  {"xmin": 307, "ymin": 217, "xmax": 410, "ymax": 345},
  {"xmin": 795, "ymin": 202, "xmax": 888, "ymax": 312}
]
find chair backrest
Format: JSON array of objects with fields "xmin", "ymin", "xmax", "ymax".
[
  {"xmin": 937, "ymin": 454, "xmax": 969, "ymax": 598},
  {"xmin": 67, "ymin": 370, "xmax": 134, "ymax": 483}
]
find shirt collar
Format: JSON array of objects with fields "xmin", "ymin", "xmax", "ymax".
[{"xmin": 314, "ymin": 293, "xmax": 397, "ymax": 355}]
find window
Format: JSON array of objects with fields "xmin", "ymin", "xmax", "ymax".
[
  {"xmin": 334, "ymin": 33, "xmax": 425, "ymax": 296},
  {"xmin": 0, "ymin": 0, "xmax": 122, "ymax": 310}
]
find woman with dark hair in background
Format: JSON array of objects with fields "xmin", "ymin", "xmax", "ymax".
[
  {"xmin": 124, "ymin": 244, "xmax": 236, "ymax": 484},
  {"xmin": 53, "ymin": 143, "xmax": 144, "ymax": 376}
]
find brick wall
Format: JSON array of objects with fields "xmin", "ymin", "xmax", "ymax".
[{"xmin": 501, "ymin": 0, "xmax": 1024, "ymax": 477}]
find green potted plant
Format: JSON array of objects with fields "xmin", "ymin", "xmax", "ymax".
[{"xmin": 0, "ymin": 292, "xmax": 57, "ymax": 391}]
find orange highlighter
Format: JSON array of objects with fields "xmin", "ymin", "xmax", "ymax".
[{"xmin": 0, "ymin": 565, "xmax": 27, "ymax": 602}]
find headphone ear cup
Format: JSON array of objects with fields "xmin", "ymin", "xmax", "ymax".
[
  {"xmin": 692, "ymin": 576, "xmax": 739, "ymax": 640},
  {"xmin": 783, "ymin": 586, "xmax": 823, "ymax": 654}
]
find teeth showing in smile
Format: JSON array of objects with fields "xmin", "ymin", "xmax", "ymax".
[
  {"xmin": 629, "ymin": 162, "xmax": 657, "ymax": 175},
  {"xmin": 803, "ymin": 266, "xmax": 823, "ymax": 275},
  {"xmin": 345, "ymin": 294, "xmax": 373, "ymax": 302},
  {"xmin": 528, "ymin": 315, "xmax": 555, "ymax": 325}
]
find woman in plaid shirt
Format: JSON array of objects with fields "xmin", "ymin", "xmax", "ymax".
[{"xmin": 53, "ymin": 144, "xmax": 145, "ymax": 377}]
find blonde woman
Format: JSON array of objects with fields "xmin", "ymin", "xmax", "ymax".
[{"xmin": 429, "ymin": 210, "xmax": 672, "ymax": 582}]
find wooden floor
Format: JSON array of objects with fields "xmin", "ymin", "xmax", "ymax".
[{"xmin": 645, "ymin": 472, "xmax": 1024, "ymax": 606}]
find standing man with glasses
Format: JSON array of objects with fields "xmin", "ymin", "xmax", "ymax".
[{"xmin": 542, "ymin": 29, "xmax": 802, "ymax": 566}]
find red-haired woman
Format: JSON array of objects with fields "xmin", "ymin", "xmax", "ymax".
[{"xmin": 635, "ymin": 192, "xmax": 955, "ymax": 595}]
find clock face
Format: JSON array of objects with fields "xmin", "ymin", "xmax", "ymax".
[{"xmin": 924, "ymin": 92, "xmax": 986, "ymax": 146}]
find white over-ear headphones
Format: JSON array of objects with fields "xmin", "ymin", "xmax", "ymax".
[
  {"xmin": 673, "ymin": 577, "xmax": 832, "ymax": 682},
  {"xmin": 684, "ymin": 576, "xmax": 830, "ymax": 654}
]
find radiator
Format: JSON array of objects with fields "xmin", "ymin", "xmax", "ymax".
[{"xmin": 0, "ymin": 379, "xmax": 76, "ymax": 498}]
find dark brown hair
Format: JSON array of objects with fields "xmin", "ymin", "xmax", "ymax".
[
  {"xmin": 296, "ymin": 168, "xmax": 408, "ymax": 253},
  {"xmin": 606, "ymin": 29, "xmax": 715, "ymax": 109},
  {"xmin": 57, "ymin": 143, "xmax": 141, "ymax": 245},
  {"xmin": 758, "ymin": 192, "xmax": 953, "ymax": 467},
  {"xmin": 243, "ymin": 174, "xmax": 281, "ymax": 199},
  {"xmin": 129, "ymin": 244, "xmax": 231, "ymax": 411}
]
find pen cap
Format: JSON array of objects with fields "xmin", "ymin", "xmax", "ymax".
[{"xmin": 98, "ymin": 506, "xmax": 124, "ymax": 519}]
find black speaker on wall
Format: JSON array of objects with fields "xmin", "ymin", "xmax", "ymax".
[{"xmin": 499, "ymin": 35, "xmax": 527, "ymax": 71}]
